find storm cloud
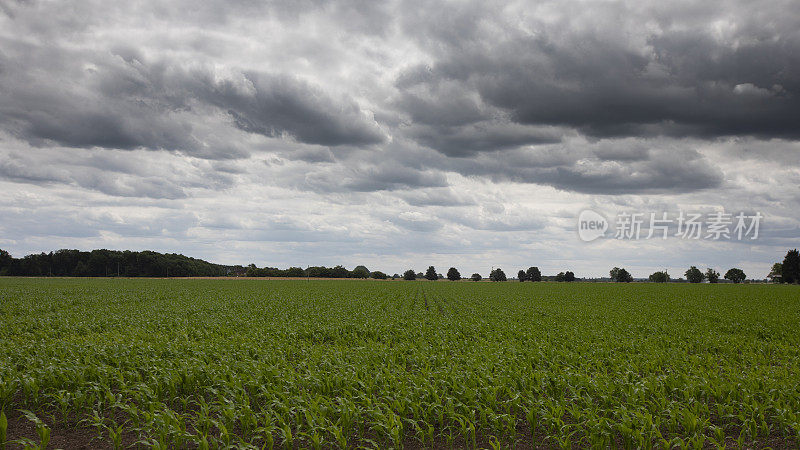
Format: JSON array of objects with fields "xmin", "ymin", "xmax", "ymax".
[{"xmin": 0, "ymin": 0, "xmax": 798, "ymax": 276}]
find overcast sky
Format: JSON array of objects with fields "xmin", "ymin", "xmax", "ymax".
[{"xmin": 1, "ymin": 0, "xmax": 798, "ymax": 278}]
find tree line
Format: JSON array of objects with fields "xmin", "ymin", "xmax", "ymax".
[
  {"xmin": 2, "ymin": 248, "xmax": 798, "ymax": 283},
  {"xmin": 244, "ymin": 264, "xmax": 388, "ymax": 279},
  {"xmin": 0, "ymin": 249, "xmax": 237, "ymax": 277},
  {"xmin": 399, "ymin": 266, "xmax": 575, "ymax": 282}
]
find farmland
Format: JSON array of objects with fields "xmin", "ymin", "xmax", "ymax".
[{"xmin": 1, "ymin": 279, "xmax": 799, "ymax": 449}]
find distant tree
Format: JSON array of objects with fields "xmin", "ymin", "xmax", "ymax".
[
  {"xmin": 610, "ymin": 267, "xmax": 633, "ymax": 282},
  {"xmin": 446, "ymin": 267, "xmax": 461, "ymax": 281},
  {"xmin": 305, "ymin": 266, "xmax": 332, "ymax": 278},
  {"xmin": 416, "ymin": 272, "xmax": 424, "ymax": 279},
  {"xmin": 782, "ymin": 249, "xmax": 800, "ymax": 284},
  {"xmin": 564, "ymin": 271, "xmax": 576, "ymax": 282},
  {"xmin": 437, "ymin": 273, "xmax": 443, "ymax": 279},
  {"xmin": 705, "ymin": 268, "xmax": 720, "ymax": 283},
  {"xmin": 649, "ymin": 271, "xmax": 670, "ymax": 283},
  {"xmin": 517, "ymin": 270, "xmax": 527, "ymax": 281},
  {"xmin": 351, "ymin": 265, "xmax": 370, "ymax": 279},
  {"xmin": 525, "ymin": 266, "xmax": 542, "ymax": 282},
  {"xmin": 371, "ymin": 271, "xmax": 387, "ymax": 280},
  {"xmin": 555, "ymin": 272, "xmax": 566, "ymax": 282},
  {"xmin": 619, "ymin": 269, "xmax": 633, "ymax": 283},
  {"xmin": 685, "ymin": 266, "xmax": 705, "ymax": 283},
  {"xmin": 425, "ymin": 266, "xmax": 438, "ymax": 281},
  {"xmin": 470, "ymin": 273, "xmax": 482, "ymax": 281},
  {"xmin": 403, "ymin": 270, "xmax": 416, "ymax": 280},
  {"xmin": 724, "ymin": 268, "xmax": 746, "ymax": 283},
  {"xmin": 286, "ymin": 267, "xmax": 305, "ymax": 277},
  {"xmin": 245, "ymin": 264, "xmax": 259, "ymax": 277},
  {"xmin": 489, "ymin": 268, "xmax": 507, "ymax": 281},
  {"xmin": 392, "ymin": 273, "xmax": 400, "ymax": 280},
  {"xmin": 0, "ymin": 249, "xmax": 11, "ymax": 275},
  {"xmin": 330, "ymin": 265, "xmax": 349, "ymax": 278},
  {"xmin": 767, "ymin": 263, "xmax": 782, "ymax": 283},
  {"xmin": 74, "ymin": 261, "xmax": 91, "ymax": 277}
]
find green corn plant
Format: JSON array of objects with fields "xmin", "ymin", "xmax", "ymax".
[
  {"xmin": 328, "ymin": 423, "xmax": 346, "ymax": 449},
  {"xmin": 487, "ymin": 435, "xmax": 502, "ymax": 450},
  {"xmin": 0, "ymin": 410, "xmax": 7, "ymax": 450},
  {"xmin": 279, "ymin": 422, "xmax": 293, "ymax": 449},
  {"xmin": 18, "ymin": 410, "xmax": 49, "ymax": 450},
  {"xmin": 106, "ymin": 423, "xmax": 124, "ymax": 450}
]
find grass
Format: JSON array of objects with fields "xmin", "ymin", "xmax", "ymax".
[{"xmin": 1, "ymin": 278, "xmax": 799, "ymax": 448}]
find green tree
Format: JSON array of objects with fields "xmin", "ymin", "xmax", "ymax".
[
  {"xmin": 0, "ymin": 249, "xmax": 11, "ymax": 275},
  {"xmin": 618, "ymin": 268, "xmax": 634, "ymax": 282},
  {"xmin": 564, "ymin": 271, "xmax": 576, "ymax": 282},
  {"xmin": 782, "ymin": 249, "xmax": 800, "ymax": 284},
  {"xmin": 470, "ymin": 273, "xmax": 482, "ymax": 281},
  {"xmin": 685, "ymin": 266, "xmax": 704, "ymax": 283},
  {"xmin": 286, "ymin": 267, "xmax": 304, "ymax": 277},
  {"xmin": 724, "ymin": 268, "xmax": 746, "ymax": 283},
  {"xmin": 74, "ymin": 261, "xmax": 91, "ymax": 277},
  {"xmin": 403, "ymin": 269, "xmax": 416, "ymax": 280},
  {"xmin": 446, "ymin": 267, "xmax": 461, "ymax": 281},
  {"xmin": 555, "ymin": 272, "xmax": 566, "ymax": 282},
  {"xmin": 370, "ymin": 271, "xmax": 387, "ymax": 279},
  {"xmin": 610, "ymin": 267, "xmax": 633, "ymax": 282},
  {"xmin": 425, "ymin": 266, "xmax": 438, "ymax": 281},
  {"xmin": 330, "ymin": 265, "xmax": 349, "ymax": 278},
  {"xmin": 517, "ymin": 270, "xmax": 527, "ymax": 281},
  {"xmin": 526, "ymin": 266, "xmax": 542, "ymax": 282},
  {"xmin": 767, "ymin": 263, "xmax": 782, "ymax": 283},
  {"xmin": 489, "ymin": 268, "xmax": 507, "ymax": 281},
  {"xmin": 705, "ymin": 268, "xmax": 720, "ymax": 283},
  {"xmin": 351, "ymin": 265, "xmax": 370, "ymax": 279},
  {"xmin": 649, "ymin": 271, "xmax": 670, "ymax": 282}
]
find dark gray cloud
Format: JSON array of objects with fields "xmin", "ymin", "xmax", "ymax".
[
  {"xmin": 441, "ymin": 142, "xmax": 724, "ymax": 195},
  {"xmin": 392, "ymin": 72, "xmax": 564, "ymax": 155},
  {"xmin": 405, "ymin": 121, "xmax": 563, "ymax": 157},
  {"xmin": 0, "ymin": 37, "xmax": 384, "ymax": 159},
  {"xmin": 0, "ymin": 42, "xmax": 207, "ymax": 155},
  {"xmin": 395, "ymin": 4, "xmax": 800, "ymax": 144},
  {"xmin": 3, "ymin": 0, "xmax": 796, "ymax": 194},
  {"xmin": 198, "ymin": 72, "xmax": 386, "ymax": 147}
]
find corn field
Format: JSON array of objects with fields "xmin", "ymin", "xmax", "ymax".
[{"xmin": 1, "ymin": 278, "xmax": 799, "ymax": 448}]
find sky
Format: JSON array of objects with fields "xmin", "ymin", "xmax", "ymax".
[{"xmin": 0, "ymin": 0, "xmax": 798, "ymax": 278}]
